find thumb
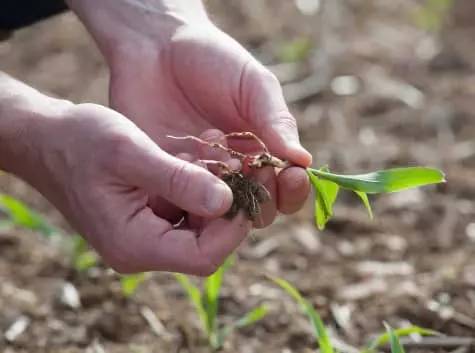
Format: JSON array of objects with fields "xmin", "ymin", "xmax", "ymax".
[
  {"xmin": 240, "ymin": 61, "xmax": 312, "ymax": 167},
  {"xmin": 118, "ymin": 137, "xmax": 233, "ymax": 218}
]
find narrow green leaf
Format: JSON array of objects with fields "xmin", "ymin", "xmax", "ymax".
[
  {"xmin": 72, "ymin": 235, "xmax": 89, "ymax": 257},
  {"xmin": 174, "ymin": 274, "xmax": 208, "ymax": 336},
  {"xmin": 268, "ymin": 276, "xmax": 334, "ymax": 353},
  {"xmin": 0, "ymin": 193, "xmax": 57, "ymax": 237},
  {"xmin": 306, "ymin": 169, "xmax": 340, "ymax": 230},
  {"xmin": 233, "ymin": 306, "xmax": 268, "ymax": 328},
  {"xmin": 120, "ymin": 273, "xmax": 146, "ymax": 297},
  {"xmin": 218, "ymin": 306, "xmax": 268, "ymax": 348},
  {"xmin": 362, "ymin": 326, "xmax": 439, "ymax": 353},
  {"xmin": 203, "ymin": 257, "xmax": 231, "ymax": 340},
  {"xmin": 384, "ymin": 323, "xmax": 406, "ymax": 353},
  {"xmin": 308, "ymin": 167, "xmax": 445, "ymax": 194},
  {"xmin": 354, "ymin": 191, "xmax": 373, "ymax": 219}
]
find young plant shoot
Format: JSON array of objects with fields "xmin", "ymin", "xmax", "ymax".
[
  {"xmin": 174, "ymin": 256, "xmax": 268, "ymax": 351},
  {"xmin": 167, "ymin": 131, "xmax": 446, "ymax": 230},
  {"xmin": 268, "ymin": 276, "xmax": 439, "ymax": 353}
]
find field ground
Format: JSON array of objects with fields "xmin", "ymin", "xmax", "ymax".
[{"xmin": 2, "ymin": 1, "xmax": 475, "ymax": 352}]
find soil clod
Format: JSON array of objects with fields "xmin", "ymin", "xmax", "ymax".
[{"xmin": 221, "ymin": 171, "xmax": 271, "ymax": 221}]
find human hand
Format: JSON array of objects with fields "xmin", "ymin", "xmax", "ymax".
[
  {"xmin": 68, "ymin": 0, "xmax": 313, "ymax": 229},
  {"xmin": 0, "ymin": 75, "xmax": 251, "ymax": 275}
]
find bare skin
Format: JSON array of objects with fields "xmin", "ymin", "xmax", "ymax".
[{"xmin": 0, "ymin": 0, "xmax": 312, "ymax": 276}]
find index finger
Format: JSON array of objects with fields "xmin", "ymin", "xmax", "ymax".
[{"xmin": 240, "ymin": 61, "xmax": 312, "ymax": 167}]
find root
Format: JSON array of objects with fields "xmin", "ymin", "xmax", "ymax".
[
  {"xmin": 222, "ymin": 131, "xmax": 269, "ymax": 153},
  {"xmin": 167, "ymin": 131, "xmax": 292, "ymax": 222},
  {"xmin": 166, "ymin": 135, "xmax": 246, "ymax": 160}
]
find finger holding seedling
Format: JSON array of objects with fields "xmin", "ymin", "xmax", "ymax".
[{"xmin": 235, "ymin": 62, "xmax": 313, "ymax": 217}]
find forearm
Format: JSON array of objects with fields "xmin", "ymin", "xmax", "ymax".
[
  {"xmin": 0, "ymin": 72, "xmax": 68, "ymax": 178},
  {"xmin": 66, "ymin": 0, "xmax": 210, "ymax": 63}
]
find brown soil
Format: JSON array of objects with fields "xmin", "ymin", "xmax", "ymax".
[
  {"xmin": 2, "ymin": 0, "xmax": 475, "ymax": 352},
  {"xmin": 222, "ymin": 170, "xmax": 270, "ymax": 221}
]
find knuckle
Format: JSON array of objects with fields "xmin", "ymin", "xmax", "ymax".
[{"xmin": 102, "ymin": 133, "xmax": 134, "ymax": 171}]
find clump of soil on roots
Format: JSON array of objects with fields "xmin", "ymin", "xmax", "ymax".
[{"xmin": 221, "ymin": 170, "xmax": 271, "ymax": 221}]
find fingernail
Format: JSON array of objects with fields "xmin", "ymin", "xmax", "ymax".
[{"xmin": 206, "ymin": 182, "xmax": 230, "ymax": 214}]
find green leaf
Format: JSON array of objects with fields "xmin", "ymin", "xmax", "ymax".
[
  {"xmin": 268, "ymin": 276, "xmax": 334, "ymax": 353},
  {"xmin": 120, "ymin": 273, "xmax": 146, "ymax": 298},
  {"xmin": 233, "ymin": 306, "xmax": 268, "ymax": 328},
  {"xmin": 0, "ymin": 193, "xmax": 57, "ymax": 237},
  {"xmin": 384, "ymin": 323, "xmax": 406, "ymax": 353},
  {"xmin": 306, "ymin": 169, "xmax": 340, "ymax": 230},
  {"xmin": 354, "ymin": 191, "xmax": 373, "ymax": 219},
  {"xmin": 174, "ymin": 274, "xmax": 209, "ymax": 336},
  {"xmin": 308, "ymin": 167, "xmax": 445, "ymax": 194},
  {"xmin": 218, "ymin": 306, "xmax": 268, "ymax": 348},
  {"xmin": 277, "ymin": 37, "xmax": 311, "ymax": 63},
  {"xmin": 362, "ymin": 326, "xmax": 439, "ymax": 353},
  {"xmin": 72, "ymin": 235, "xmax": 89, "ymax": 257},
  {"xmin": 74, "ymin": 250, "xmax": 98, "ymax": 272},
  {"xmin": 203, "ymin": 259, "xmax": 229, "ymax": 344}
]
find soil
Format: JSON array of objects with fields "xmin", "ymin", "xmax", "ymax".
[
  {"xmin": 2, "ymin": 0, "xmax": 475, "ymax": 352},
  {"xmin": 222, "ymin": 170, "xmax": 271, "ymax": 222}
]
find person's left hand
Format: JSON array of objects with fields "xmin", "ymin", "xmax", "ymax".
[
  {"xmin": 69, "ymin": 0, "xmax": 312, "ymax": 230},
  {"xmin": 108, "ymin": 23, "xmax": 312, "ymax": 228}
]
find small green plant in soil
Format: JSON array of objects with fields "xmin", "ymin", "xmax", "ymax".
[
  {"xmin": 0, "ymin": 192, "xmax": 61, "ymax": 239},
  {"xmin": 410, "ymin": 0, "xmax": 453, "ymax": 32},
  {"xmin": 268, "ymin": 276, "xmax": 439, "ymax": 353},
  {"xmin": 175, "ymin": 255, "xmax": 268, "ymax": 351},
  {"xmin": 0, "ymin": 193, "xmax": 99, "ymax": 270},
  {"xmin": 167, "ymin": 131, "xmax": 445, "ymax": 229},
  {"xmin": 0, "ymin": 192, "xmax": 146, "ymax": 297}
]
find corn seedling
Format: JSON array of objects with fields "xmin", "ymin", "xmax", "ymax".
[
  {"xmin": 268, "ymin": 276, "xmax": 439, "ymax": 353},
  {"xmin": 119, "ymin": 272, "xmax": 148, "ymax": 297},
  {"xmin": 306, "ymin": 165, "xmax": 444, "ymax": 229},
  {"xmin": 174, "ymin": 256, "xmax": 268, "ymax": 351},
  {"xmin": 168, "ymin": 131, "xmax": 445, "ymax": 229},
  {"xmin": 0, "ymin": 192, "xmax": 101, "ymax": 273},
  {"xmin": 0, "ymin": 192, "xmax": 61, "ymax": 238}
]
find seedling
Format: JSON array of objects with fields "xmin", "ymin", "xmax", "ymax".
[
  {"xmin": 0, "ymin": 192, "xmax": 60, "ymax": 238},
  {"xmin": 168, "ymin": 131, "xmax": 445, "ymax": 229},
  {"xmin": 174, "ymin": 256, "xmax": 268, "ymax": 351},
  {"xmin": 268, "ymin": 276, "xmax": 439, "ymax": 353}
]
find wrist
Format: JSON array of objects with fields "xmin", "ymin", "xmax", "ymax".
[
  {"xmin": 0, "ymin": 73, "xmax": 72, "ymax": 180},
  {"xmin": 67, "ymin": 0, "xmax": 211, "ymax": 65}
]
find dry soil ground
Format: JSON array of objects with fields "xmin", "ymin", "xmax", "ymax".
[{"xmin": 2, "ymin": 1, "xmax": 475, "ymax": 352}]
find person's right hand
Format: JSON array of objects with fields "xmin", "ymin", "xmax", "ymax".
[{"xmin": 16, "ymin": 101, "xmax": 251, "ymax": 275}]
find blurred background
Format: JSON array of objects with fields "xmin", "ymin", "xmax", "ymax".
[{"xmin": 2, "ymin": 0, "xmax": 475, "ymax": 352}]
